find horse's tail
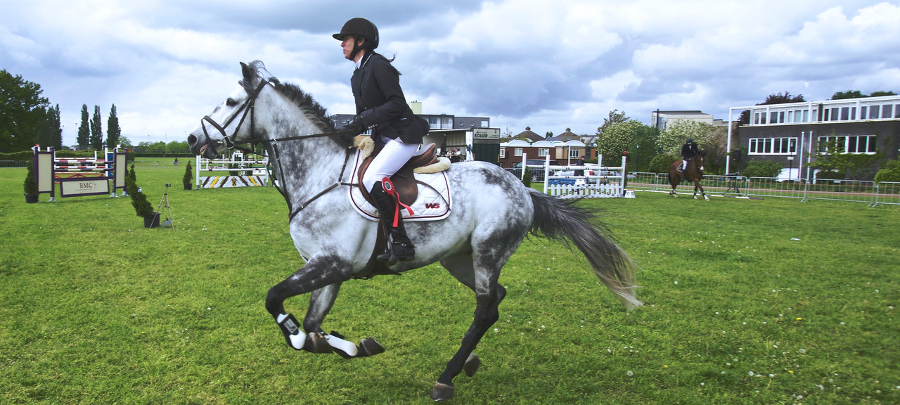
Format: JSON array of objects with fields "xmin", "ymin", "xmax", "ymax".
[{"xmin": 528, "ymin": 189, "xmax": 642, "ymax": 310}]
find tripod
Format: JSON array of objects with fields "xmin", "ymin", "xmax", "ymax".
[{"xmin": 157, "ymin": 184, "xmax": 175, "ymax": 228}]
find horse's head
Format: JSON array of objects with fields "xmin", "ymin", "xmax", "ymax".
[{"xmin": 188, "ymin": 61, "xmax": 271, "ymax": 158}]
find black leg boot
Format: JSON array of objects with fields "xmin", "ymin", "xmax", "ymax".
[{"xmin": 369, "ymin": 182, "xmax": 416, "ymax": 265}]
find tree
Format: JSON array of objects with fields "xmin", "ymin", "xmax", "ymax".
[
  {"xmin": 595, "ymin": 109, "xmax": 629, "ymax": 138},
  {"xmin": 35, "ymin": 104, "xmax": 62, "ymax": 149},
  {"xmin": 0, "ymin": 69, "xmax": 49, "ymax": 153},
  {"xmin": 77, "ymin": 105, "xmax": 90, "ymax": 148},
  {"xmin": 90, "ymin": 105, "xmax": 103, "ymax": 150},
  {"xmin": 107, "ymin": 104, "xmax": 121, "ymax": 149},
  {"xmin": 49, "ymin": 104, "xmax": 62, "ymax": 149},
  {"xmin": 596, "ymin": 120, "xmax": 642, "ymax": 165},
  {"xmin": 831, "ymin": 90, "xmax": 866, "ymax": 100},
  {"xmin": 738, "ymin": 92, "xmax": 805, "ymax": 124},
  {"xmin": 831, "ymin": 90, "xmax": 896, "ymax": 99},
  {"xmin": 657, "ymin": 119, "xmax": 709, "ymax": 154}
]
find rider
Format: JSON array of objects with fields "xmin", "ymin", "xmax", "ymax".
[
  {"xmin": 679, "ymin": 137, "xmax": 698, "ymax": 173},
  {"xmin": 334, "ymin": 17, "xmax": 428, "ymax": 265}
]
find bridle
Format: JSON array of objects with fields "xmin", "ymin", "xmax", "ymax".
[
  {"xmin": 200, "ymin": 79, "xmax": 356, "ymax": 151},
  {"xmin": 198, "ymin": 78, "xmax": 360, "ymax": 220},
  {"xmin": 200, "ymin": 80, "xmax": 269, "ymax": 151}
]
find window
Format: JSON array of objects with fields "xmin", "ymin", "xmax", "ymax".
[
  {"xmin": 499, "ymin": 148, "xmax": 505, "ymax": 158},
  {"xmin": 840, "ymin": 107, "xmax": 850, "ymax": 120},
  {"xmin": 869, "ymin": 105, "xmax": 879, "ymax": 119},
  {"xmin": 537, "ymin": 148, "xmax": 549, "ymax": 157},
  {"xmin": 881, "ymin": 105, "xmax": 893, "ymax": 119},
  {"xmin": 818, "ymin": 135, "xmax": 877, "ymax": 154},
  {"xmin": 749, "ymin": 137, "xmax": 798, "ymax": 155},
  {"xmin": 569, "ymin": 149, "xmax": 580, "ymax": 158},
  {"xmin": 514, "ymin": 148, "xmax": 523, "ymax": 157}
]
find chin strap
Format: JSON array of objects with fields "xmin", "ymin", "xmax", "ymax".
[{"xmin": 381, "ymin": 177, "xmax": 413, "ymax": 227}]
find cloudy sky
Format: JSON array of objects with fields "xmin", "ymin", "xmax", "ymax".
[{"xmin": 3, "ymin": 0, "xmax": 900, "ymax": 146}]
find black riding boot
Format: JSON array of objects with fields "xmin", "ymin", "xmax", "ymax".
[{"xmin": 369, "ymin": 182, "xmax": 415, "ymax": 265}]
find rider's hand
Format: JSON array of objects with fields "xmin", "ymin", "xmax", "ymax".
[{"xmin": 341, "ymin": 116, "xmax": 368, "ymax": 135}]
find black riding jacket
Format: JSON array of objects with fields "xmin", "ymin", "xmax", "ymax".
[
  {"xmin": 351, "ymin": 52, "xmax": 428, "ymax": 146},
  {"xmin": 681, "ymin": 142, "xmax": 698, "ymax": 159}
]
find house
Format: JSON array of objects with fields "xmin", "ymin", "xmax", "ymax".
[
  {"xmin": 726, "ymin": 95, "xmax": 900, "ymax": 179},
  {"xmin": 498, "ymin": 137, "xmax": 588, "ymax": 168}
]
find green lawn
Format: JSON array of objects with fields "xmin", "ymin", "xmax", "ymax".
[{"xmin": 2, "ymin": 160, "xmax": 898, "ymax": 404}]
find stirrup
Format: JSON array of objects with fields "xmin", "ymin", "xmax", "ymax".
[{"xmin": 376, "ymin": 241, "xmax": 415, "ymax": 265}]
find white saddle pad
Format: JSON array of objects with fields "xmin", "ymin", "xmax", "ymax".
[{"xmin": 348, "ymin": 150, "xmax": 452, "ymax": 222}]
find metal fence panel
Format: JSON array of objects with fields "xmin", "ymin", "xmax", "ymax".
[{"xmin": 874, "ymin": 182, "xmax": 900, "ymax": 206}]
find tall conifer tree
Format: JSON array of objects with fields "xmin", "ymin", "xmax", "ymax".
[
  {"xmin": 107, "ymin": 104, "xmax": 121, "ymax": 149},
  {"xmin": 77, "ymin": 104, "xmax": 90, "ymax": 148},
  {"xmin": 90, "ymin": 105, "xmax": 103, "ymax": 150}
]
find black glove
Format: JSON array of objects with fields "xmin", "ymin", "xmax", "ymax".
[{"xmin": 341, "ymin": 116, "xmax": 368, "ymax": 135}]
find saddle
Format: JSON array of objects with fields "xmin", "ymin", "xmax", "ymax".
[
  {"xmin": 356, "ymin": 143, "xmax": 439, "ymax": 206},
  {"xmin": 349, "ymin": 141, "xmax": 445, "ymax": 280}
]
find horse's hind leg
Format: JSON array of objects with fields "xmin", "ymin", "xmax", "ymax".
[{"xmin": 431, "ymin": 253, "xmax": 509, "ymax": 401}]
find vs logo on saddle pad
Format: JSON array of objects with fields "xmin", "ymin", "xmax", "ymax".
[{"xmin": 348, "ymin": 146, "xmax": 452, "ymax": 222}]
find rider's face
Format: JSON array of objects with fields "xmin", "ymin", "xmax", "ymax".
[{"xmin": 341, "ymin": 36, "xmax": 367, "ymax": 62}]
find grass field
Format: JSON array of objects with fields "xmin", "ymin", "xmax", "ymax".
[{"xmin": 2, "ymin": 159, "xmax": 899, "ymax": 404}]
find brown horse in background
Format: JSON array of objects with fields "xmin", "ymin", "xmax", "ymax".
[{"xmin": 668, "ymin": 151, "xmax": 709, "ymax": 200}]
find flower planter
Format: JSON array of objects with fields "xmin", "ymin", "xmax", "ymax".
[
  {"xmin": 183, "ymin": 183, "xmax": 192, "ymax": 190},
  {"xmin": 144, "ymin": 212, "xmax": 161, "ymax": 228},
  {"xmin": 25, "ymin": 194, "xmax": 39, "ymax": 204}
]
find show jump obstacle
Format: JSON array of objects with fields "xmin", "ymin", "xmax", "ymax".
[
  {"xmin": 195, "ymin": 151, "xmax": 270, "ymax": 189},
  {"xmin": 32, "ymin": 146, "xmax": 127, "ymax": 202},
  {"xmin": 515, "ymin": 153, "xmax": 628, "ymax": 199}
]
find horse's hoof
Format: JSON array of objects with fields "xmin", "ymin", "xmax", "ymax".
[
  {"xmin": 463, "ymin": 353, "xmax": 481, "ymax": 377},
  {"xmin": 303, "ymin": 332, "xmax": 334, "ymax": 354},
  {"xmin": 704, "ymin": 196, "xmax": 710, "ymax": 201},
  {"xmin": 358, "ymin": 337, "xmax": 385, "ymax": 357},
  {"xmin": 431, "ymin": 382, "xmax": 455, "ymax": 401}
]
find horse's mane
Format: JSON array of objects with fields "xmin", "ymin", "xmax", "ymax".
[{"xmin": 241, "ymin": 61, "xmax": 350, "ymax": 147}]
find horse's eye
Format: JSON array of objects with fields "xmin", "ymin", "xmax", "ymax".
[{"xmin": 226, "ymin": 98, "xmax": 238, "ymax": 107}]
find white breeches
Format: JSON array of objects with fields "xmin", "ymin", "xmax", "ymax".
[{"xmin": 362, "ymin": 136, "xmax": 420, "ymax": 191}]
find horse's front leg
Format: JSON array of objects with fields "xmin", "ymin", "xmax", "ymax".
[
  {"xmin": 694, "ymin": 181, "xmax": 709, "ymax": 201},
  {"xmin": 264, "ymin": 255, "xmax": 352, "ymax": 353}
]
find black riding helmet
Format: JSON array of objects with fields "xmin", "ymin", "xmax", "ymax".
[{"xmin": 333, "ymin": 17, "xmax": 379, "ymax": 49}]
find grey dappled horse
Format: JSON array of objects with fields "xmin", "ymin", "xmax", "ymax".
[{"xmin": 187, "ymin": 61, "xmax": 641, "ymax": 401}]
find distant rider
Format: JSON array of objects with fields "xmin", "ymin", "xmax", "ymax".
[{"xmin": 679, "ymin": 138, "xmax": 698, "ymax": 173}]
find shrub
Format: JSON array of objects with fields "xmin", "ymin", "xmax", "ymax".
[
  {"xmin": 24, "ymin": 160, "xmax": 37, "ymax": 194},
  {"xmin": 522, "ymin": 166, "xmax": 532, "ymax": 188},
  {"xmin": 125, "ymin": 169, "xmax": 154, "ymax": 218},
  {"xmin": 648, "ymin": 153, "xmax": 678, "ymax": 173},
  {"xmin": 874, "ymin": 160, "xmax": 900, "ymax": 183},
  {"xmin": 741, "ymin": 160, "xmax": 783, "ymax": 178},
  {"xmin": 183, "ymin": 161, "xmax": 193, "ymax": 185}
]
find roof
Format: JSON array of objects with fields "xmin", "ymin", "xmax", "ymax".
[
  {"xmin": 515, "ymin": 126, "xmax": 544, "ymax": 142},
  {"xmin": 557, "ymin": 128, "xmax": 580, "ymax": 141}
]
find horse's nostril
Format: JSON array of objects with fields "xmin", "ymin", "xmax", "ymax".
[{"xmin": 188, "ymin": 134, "xmax": 198, "ymax": 146}]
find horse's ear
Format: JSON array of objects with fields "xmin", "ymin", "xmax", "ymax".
[{"xmin": 240, "ymin": 62, "xmax": 251, "ymax": 80}]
